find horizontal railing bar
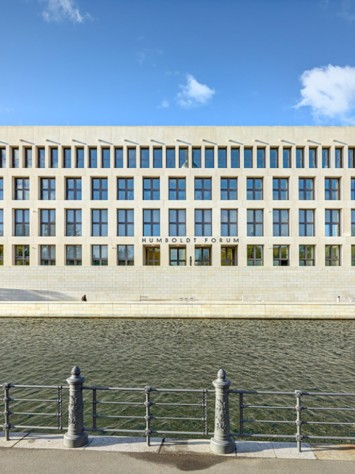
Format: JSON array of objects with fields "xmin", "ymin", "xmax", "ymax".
[
  {"xmin": 84, "ymin": 387, "xmax": 145, "ymax": 392},
  {"xmin": 305, "ymin": 435, "xmax": 355, "ymax": 440},
  {"xmin": 86, "ymin": 428, "xmax": 146, "ymax": 433},
  {"xmin": 96, "ymin": 415, "xmax": 144, "ymax": 420},
  {"xmin": 154, "ymin": 403, "xmax": 204, "ymax": 408},
  {"xmin": 10, "ymin": 385, "xmax": 67, "ymax": 390},
  {"xmin": 305, "ymin": 407, "xmax": 355, "ymax": 412},
  {"xmin": 242, "ymin": 405, "xmax": 294, "ymax": 410},
  {"xmin": 96, "ymin": 401, "xmax": 144, "ymax": 406},
  {"xmin": 230, "ymin": 390, "xmax": 295, "ymax": 395},
  {"xmin": 231, "ymin": 390, "xmax": 355, "ymax": 397},
  {"xmin": 304, "ymin": 421, "xmax": 355, "ymax": 426},
  {"xmin": 231, "ymin": 433, "xmax": 296, "ymax": 439},
  {"xmin": 154, "ymin": 430, "xmax": 207, "ymax": 435},
  {"xmin": 241, "ymin": 419, "xmax": 294, "ymax": 424},
  {"xmin": 12, "ymin": 412, "xmax": 58, "ymax": 417},
  {"xmin": 84, "ymin": 386, "xmax": 208, "ymax": 393},
  {"xmin": 11, "ymin": 398, "xmax": 60, "ymax": 403},
  {"xmin": 13, "ymin": 425, "xmax": 67, "ymax": 430},
  {"xmin": 154, "ymin": 416, "xmax": 205, "ymax": 421}
]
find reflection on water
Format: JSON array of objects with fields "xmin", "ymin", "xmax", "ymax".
[{"xmin": 0, "ymin": 319, "xmax": 354, "ymax": 392}]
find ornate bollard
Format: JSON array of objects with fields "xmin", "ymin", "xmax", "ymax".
[
  {"xmin": 63, "ymin": 366, "xmax": 88, "ymax": 448},
  {"xmin": 210, "ymin": 369, "xmax": 235, "ymax": 454}
]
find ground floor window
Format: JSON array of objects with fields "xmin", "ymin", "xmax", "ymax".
[
  {"xmin": 40, "ymin": 245, "xmax": 56, "ymax": 265},
  {"xmin": 117, "ymin": 245, "xmax": 134, "ymax": 266},
  {"xmin": 221, "ymin": 246, "xmax": 237, "ymax": 266},
  {"xmin": 66, "ymin": 245, "xmax": 82, "ymax": 266},
  {"xmin": 169, "ymin": 246, "xmax": 186, "ymax": 266},
  {"xmin": 299, "ymin": 245, "xmax": 315, "ymax": 266},
  {"xmin": 144, "ymin": 246, "xmax": 160, "ymax": 265},
  {"xmin": 247, "ymin": 245, "xmax": 263, "ymax": 266},
  {"xmin": 325, "ymin": 245, "xmax": 341, "ymax": 266},
  {"xmin": 195, "ymin": 246, "xmax": 211, "ymax": 266},
  {"xmin": 273, "ymin": 245, "xmax": 289, "ymax": 266},
  {"xmin": 14, "ymin": 245, "xmax": 29, "ymax": 266},
  {"xmin": 92, "ymin": 245, "xmax": 108, "ymax": 266}
]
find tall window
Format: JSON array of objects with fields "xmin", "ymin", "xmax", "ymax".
[
  {"xmin": 166, "ymin": 148, "xmax": 175, "ymax": 168},
  {"xmin": 65, "ymin": 209, "xmax": 82, "ymax": 236},
  {"xmin": 218, "ymin": 148, "xmax": 227, "ymax": 168},
  {"xmin": 63, "ymin": 148, "xmax": 71, "ymax": 168},
  {"xmin": 273, "ymin": 209, "xmax": 289, "ymax": 236},
  {"xmin": 335, "ymin": 148, "xmax": 343, "ymax": 168},
  {"xmin": 221, "ymin": 209, "xmax": 238, "ymax": 236},
  {"xmin": 195, "ymin": 247, "xmax": 211, "ymax": 265},
  {"xmin": 66, "ymin": 178, "xmax": 82, "ymax": 200},
  {"xmin": 140, "ymin": 148, "xmax": 149, "ymax": 168},
  {"xmin": 273, "ymin": 245, "xmax": 289, "ymax": 266},
  {"xmin": 270, "ymin": 148, "xmax": 279, "ymax": 168},
  {"xmin": 325, "ymin": 245, "xmax": 340, "ymax": 266},
  {"xmin": 37, "ymin": 147, "xmax": 45, "ymax": 168},
  {"xmin": 50, "ymin": 148, "xmax": 58, "ymax": 168},
  {"xmin": 0, "ymin": 148, "xmax": 6, "ymax": 168},
  {"xmin": 299, "ymin": 178, "xmax": 314, "ymax": 200},
  {"xmin": 0, "ymin": 178, "xmax": 3, "ymax": 200},
  {"xmin": 117, "ymin": 245, "xmax": 134, "ymax": 266},
  {"xmin": 66, "ymin": 245, "xmax": 82, "ymax": 265},
  {"xmin": 128, "ymin": 148, "xmax": 136, "ymax": 168},
  {"xmin": 92, "ymin": 245, "xmax": 108, "ymax": 266},
  {"xmin": 257, "ymin": 148, "xmax": 265, "ymax": 168},
  {"xmin": 325, "ymin": 178, "xmax": 340, "ymax": 200},
  {"xmin": 143, "ymin": 209, "xmax": 160, "ymax": 236},
  {"xmin": 117, "ymin": 209, "xmax": 134, "ymax": 236},
  {"xmin": 169, "ymin": 247, "xmax": 186, "ymax": 266},
  {"xmin": 231, "ymin": 148, "xmax": 240, "ymax": 168},
  {"xmin": 205, "ymin": 148, "xmax": 214, "ymax": 168},
  {"xmin": 325, "ymin": 209, "xmax": 340, "ymax": 236},
  {"xmin": 299, "ymin": 209, "xmax": 315, "ymax": 236},
  {"xmin": 40, "ymin": 178, "xmax": 55, "ymax": 200},
  {"xmin": 247, "ymin": 178, "xmax": 263, "ymax": 200},
  {"xmin": 273, "ymin": 178, "xmax": 289, "ymax": 200},
  {"xmin": 247, "ymin": 209, "xmax": 263, "ymax": 236},
  {"xmin": 179, "ymin": 148, "xmax": 188, "ymax": 168},
  {"xmin": 309, "ymin": 148, "xmax": 317, "ymax": 168},
  {"xmin": 352, "ymin": 210, "xmax": 355, "ymax": 236},
  {"xmin": 322, "ymin": 148, "xmax": 330, "ymax": 168},
  {"xmin": 169, "ymin": 209, "xmax": 186, "ymax": 236},
  {"xmin": 76, "ymin": 148, "xmax": 84, "ymax": 168},
  {"xmin": 89, "ymin": 148, "xmax": 97, "ymax": 168},
  {"xmin": 348, "ymin": 148, "xmax": 355, "ymax": 168},
  {"xmin": 169, "ymin": 178, "xmax": 186, "ymax": 200},
  {"xmin": 192, "ymin": 147, "xmax": 201, "ymax": 168},
  {"xmin": 12, "ymin": 148, "xmax": 19, "ymax": 168},
  {"xmin": 299, "ymin": 245, "xmax": 315, "ymax": 266},
  {"xmin": 115, "ymin": 147, "xmax": 123, "ymax": 168},
  {"xmin": 144, "ymin": 246, "xmax": 160, "ymax": 265},
  {"xmin": 221, "ymin": 178, "xmax": 237, "ymax": 200},
  {"xmin": 14, "ymin": 178, "xmax": 29, "ymax": 200},
  {"xmin": 40, "ymin": 209, "xmax": 56, "ymax": 236},
  {"xmin": 195, "ymin": 178, "xmax": 212, "ymax": 200},
  {"xmin": 91, "ymin": 209, "xmax": 108, "ymax": 236},
  {"xmin": 117, "ymin": 178, "xmax": 134, "ymax": 200},
  {"xmin": 351, "ymin": 178, "xmax": 355, "ymax": 200},
  {"xmin": 143, "ymin": 178, "xmax": 160, "ymax": 200},
  {"xmin": 0, "ymin": 245, "xmax": 3, "ymax": 265},
  {"xmin": 14, "ymin": 245, "xmax": 29, "ymax": 266},
  {"xmin": 101, "ymin": 148, "xmax": 110, "ymax": 168},
  {"xmin": 296, "ymin": 148, "xmax": 304, "ymax": 168},
  {"xmin": 24, "ymin": 148, "xmax": 32, "ymax": 168},
  {"xmin": 244, "ymin": 148, "xmax": 253, "ymax": 168},
  {"xmin": 283, "ymin": 148, "xmax": 291, "ymax": 168},
  {"xmin": 195, "ymin": 209, "xmax": 212, "ymax": 236},
  {"xmin": 352, "ymin": 246, "xmax": 355, "ymax": 266},
  {"xmin": 40, "ymin": 245, "xmax": 55, "ymax": 265},
  {"xmin": 247, "ymin": 245, "xmax": 263, "ymax": 266},
  {"xmin": 153, "ymin": 148, "xmax": 162, "ymax": 168},
  {"xmin": 14, "ymin": 209, "xmax": 29, "ymax": 236},
  {"xmin": 221, "ymin": 246, "xmax": 237, "ymax": 266},
  {"xmin": 91, "ymin": 178, "xmax": 108, "ymax": 200},
  {"xmin": 0, "ymin": 209, "xmax": 3, "ymax": 236}
]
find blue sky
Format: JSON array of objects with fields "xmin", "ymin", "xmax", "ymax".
[{"xmin": 2, "ymin": 0, "xmax": 355, "ymax": 125}]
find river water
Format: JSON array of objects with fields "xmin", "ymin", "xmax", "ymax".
[{"xmin": 0, "ymin": 318, "xmax": 354, "ymax": 392}]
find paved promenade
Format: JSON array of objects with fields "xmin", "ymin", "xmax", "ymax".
[{"xmin": 1, "ymin": 434, "xmax": 355, "ymax": 474}]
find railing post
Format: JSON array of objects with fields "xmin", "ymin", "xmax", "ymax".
[
  {"xmin": 210, "ymin": 369, "xmax": 235, "ymax": 455},
  {"xmin": 63, "ymin": 366, "xmax": 88, "ymax": 448},
  {"xmin": 295, "ymin": 390, "xmax": 303, "ymax": 453},
  {"xmin": 2, "ymin": 383, "xmax": 11, "ymax": 441}
]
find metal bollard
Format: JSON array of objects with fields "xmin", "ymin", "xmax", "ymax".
[
  {"xmin": 210, "ymin": 369, "xmax": 235, "ymax": 454},
  {"xmin": 63, "ymin": 366, "xmax": 88, "ymax": 448}
]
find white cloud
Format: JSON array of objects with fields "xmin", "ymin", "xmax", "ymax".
[
  {"xmin": 176, "ymin": 74, "xmax": 215, "ymax": 108},
  {"xmin": 159, "ymin": 99, "xmax": 170, "ymax": 109},
  {"xmin": 338, "ymin": 0, "xmax": 355, "ymax": 22},
  {"xmin": 40, "ymin": 0, "xmax": 89, "ymax": 24},
  {"xmin": 295, "ymin": 65, "xmax": 355, "ymax": 122}
]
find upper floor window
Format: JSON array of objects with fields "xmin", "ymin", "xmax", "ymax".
[
  {"xmin": 169, "ymin": 209, "xmax": 186, "ymax": 237},
  {"xmin": 0, "ymin": 148, "xmax": 6, "ymax": 168},
  {"xmin": 66, "ymin": 178, "xmax": 82, "ymax": 200},
  {"xmin": 257, "ymin": 148, "xmax": 265, "ymax": 168},
  {"xmin": 247, "ymin": 209, "xmax": 263, "ymax": 236},
  {"xmin": 143, "ymin": 209, "xmax": 160, "ymax": 236},
  {"xmin": 117, "ymin": 209, "xmax": 134, "ymax": 237},
  {"xmin": 40, "ymin": 209, "xmax": 56, "ymax": 237},
  {"xmin": 283, "ymin": 148, "xmax": 291, "ymax": 168},
  {"xmin": 115, "ymin": 147, "xmax": 123, "ymax": 168},
  {"xmin": 325, "ymin": 209, "xmax": 340, "ymax": 237},
  {"xmin": 221, "ymin": 178, "xmax": 237, "ymax": 200},
  {"xmin": 91, "ymin": 178, "xmax": 108, "ymax": 200},
  {"xmin": 66, "ymin": 209, "xmax": 82, "ymax": 236},
  {"xmin": 352, "ymin": 178, "xmax": 355, "ymax": 200},
  {"xmin": 63, "ymin": 148, "xmax": 71, "ymax": 168},
  {"xmin": 247, "ymin": 178, "xmax": 263, "ymax": 200},
  {"xmin": 270, "ymin": 148, "xmax": 279, "ymax": 168},
  {"xmin": 140, "ymin": 148, "xmax": 149, "ymax": 168},
  {"xmin": 325, "ymin": 178, "xmax": 340, "ymax": 200},
  {"xmin": 195, "ymin": 209, "xmax": 212, "ymax": 236},
  {"xmin": 166, "ymin": 148, "xmax": 175, "ymax": 168},
  {"xmin": 218, "ymin": 148, "xmax": 227, "ymax": 168},
  {"xmin": 76, "ymin": 148, "xmax": 84, "ymax": 168},
  {"xmin": 117, "ymin": 178, "xmax": 134, "ymax": 200},
  {"xmin": 40, "ymin": 178, "xmax": 56, "ymax": 200},
  {"xmin": 37, "ymin": 147, "xmax": 45, "ymax": 168},
  {"xmin": 11, "ymin": 148, "xmax": 20, "ymax": 168},
  {"xmin": 0, "ymin": 209, "xmax": 3, "ymax": 236},
  {"xmin": 192, "ymin": 147, "xmax": 201, "ymax": 168},
  {"xmin": 50, "ymin": 148, "xmax": 58, "ymax": 168},
  {"xmin": 273, "ymin": 209, "xmax": 289, "ymax": 237},
  {"xmin": 299, "ymin": 209, "xmax": 315, "ymax": 237},
  {"xmin": 153, "ymin": 148, "xmax": 162, "ymax": 168},
  {"xmin": 296, "ymin": 148, "xmax": 304, "ymax": 168},
  {"xmin": 14, "ymin": 209, "xmax": 30, "ymax": 236},
  {"xmin": 14, "ymin": 178, "xmax": 30, "ymax": 200},
  {"xmin": 335, "ymin": 148, "xmax": 343, "ymax": 168},
  {"xmin": 195, "ymin": 178, "xmax": 212, "ymax": 200},
  {"xmin": 299, "ymin": 178, "xmax": 314, "ymax": 200},
  {"xmin": 351, "ymin": 210, "xmax": 355, "ymax": 236},
  {"xmin": 309, "ymin": 148, "xmax": 317, "ymax": 168},
  {"xmin": 231, "ymin": 148, "xmax": 240, "ymax": 168},
  {"xmin": 322, "ymin": 148, "xmax": 330, "ymax": 168},
  {"xmin": 179, "ymin": 148, "xmax": 188, "ymax": 168},
  {"xmin": 169, "ymin": 178, "xmax": 186, "ymax": 200},
  {"xmin": 89, "ymin": 148, "xmax": 97, "ymax": 168},
  {"xmin": 91, "ymin": 209, "xmax": 108, "ymax": 236},
  {"xmin": 244, "ymin": 148, "xmax": 253, "ymax": 168},
  {"xmin": 205, "ymin": 148, "xmax": 214, "ymax": 168},
  {"xmin": 0, "ymin": 178, "xmax": 3, "ymax": 200},
  {"xmin": 273, "ymin": 178, "xmax": 289, "ymax": 200},
  {"xmin": 101, "ymin": 148, "xmax": 110, "ymax": 168},
  {"xmin": 128, "ymin": 148, "xmax": 136, "ymax": 168},
  {"xmin": 143, "ymin": 178, "xmax": 160, "ymax": 200},
  {"xmin": 221, "ymin": 209, "xmax": 238, "ymax": 236},
  {"xmin": 348, "ymin": 148, "xmax": 355, "ymax": 168},
  {"xmin": 24, "ymin": 148, "xmax": 32, "ymax": 168}
]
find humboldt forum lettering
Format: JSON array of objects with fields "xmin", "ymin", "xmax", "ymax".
[{"xmin": 0, "ymin": 125, "xmax": 355, "ymax": 303}]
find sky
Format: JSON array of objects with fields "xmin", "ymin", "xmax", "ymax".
[{"xmin": 2, "ymin": 0, "xmax": 355, "ymax": 126}]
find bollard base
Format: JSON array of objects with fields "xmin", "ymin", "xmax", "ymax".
[
  {"xmin": 210, "ymin": 436, "xmax": 236, "ymax": 455},
  {"xmin": 63, "ymin": 431, "xmax": 89, "ymax": 448}
]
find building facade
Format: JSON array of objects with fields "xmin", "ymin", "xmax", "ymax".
[{"xmin": 0, "ymin": 126, "xmax": 354, "ymax": 302}]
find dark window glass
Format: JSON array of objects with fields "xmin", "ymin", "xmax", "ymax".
[
  {"xmin": 101, "ymin": 148, "xmax": 110, "ymax": 168},
  {"xmin": 66, "ymin": 245, "xmax": 82, "ymax": 265},
  {"xmin": 221, "ymin": 209, "xmax": 238, "ymax": 236},
  {"xmin": 14, "ymin": 245, "xmax": 30, "ymax": 265},
  {"xmin": 91, "ymin": 209, "xmax": 108, "ymax": 236},
  {"xmin": 247, "ymin": 245, "xmax": 263, "ymax": 266},
  {"xmin": 0, "ymin": 209, "xmax": 3, "ymax": 236},
  {"xmin": 273, "ymin": 178, "xmax": 289, "ymax": 200},
  {"xmin": 117, "ymin": 209, "xmax": 134, "ymax": 236},
  {"xmin": 24, "ymin": 148, "xmax": 32, "ymax": 168},
  {"xmin": 325, "ymin": 209, "xmax": 340, "ymax": 236},
  {"xmin": 296, "ymin": 148, "xmax": 304, "ymax": 168},
  {"xmin": 322, "ymin": 148, "xmax": 330, "ymax": 168},
  {"xmin": 192, "ymin": 147, "xmax": 201, "ymax": 168},
  {"xmin": 335, "ymin": 148, "xmax": 343, "ymax": 168},
  {"xmin": 50, "ymin": 148, "xmax": 58, "ymax": 168},
  {"xmin": 66, "ymin": 209, "xmax": 82, "ymax": 236},
  {"xmin": 89, "ymin": 148, "xmax": 97, "ymax": 168},
  {"xmin": 299, "ymin": 178, "xmax": 314, "ymax": 200},
  {"xmin": 309, "ymin": 148, "xmax": 317, "ymax": 168},
  {"xmin": 273, "ymin": 245, "xmax": 289, "ymax": 266},
  {"xmin": 37, "ymin": 148, "xmax": 45, "ymax": 168},
  {"xmin": 257, "ymin": 148, "xmax": 265, "ymax": 168},
  {"xmin": 247, "ymin": 209, "xmax": 263, "ymax": 236},
  {"xmin": 117, "ymin": 245, "xmax": 134, "ymax": 266},
  {"xmin": 351, "ymin": 210, "xmax": 355, "ymax": 236},
  {"xmin": 270, "ymin": 148, "xmax": 279, "ymax": 168},
  {"xmin": 14, "ymin": 209, "xmax": 30, "ymax": 236},
  {"xmin": 76, "ymin": 148, "xmax": 84, "ymax": 168},
  {"xmin": 40, "ymin": 245, "xmax": 56, "ymax": 265},
  {"xmin": 244, "ymin": 148, "xmax": 253, "ymax": 168},
  {"xmin": 0, "ymin": 148, "xmax": 6, "ymax": 168},
  {"xmin": 40, "ymin": 178, "xmax": 56, "ymax": 200},
  {"xmin": 247, "ymin": 178, "xmax": 263, "ymax": 200},
  {"xmin": 195, "ymin": 246, "xmax": 211, "ymax": 265},
  {"xmin": 283, "ymin": 148, "xmax": 291, "ymax": 168},
  {"xmin": 117, "ymin": 178, "xmax": 134, "ymax": 200},
  {"xmin": 221, "ymin": 246, "xmax": 237, "ymax": 266},
  {"xmin": 153, "ymin": 148, "xmax": 162, "ymax": 168},
  {"xmin": 218, "ymin": 148, "xmax": 227, "ymax": 168},
  {"xmin": 205, "ymin": 148, "xmax": 214, "ymax": 168},
  {"xmin": 115, "ymin": 148, "xmax": 123, "ymax": 168},
  {"xmin": 63, "ymin": 148, "xmax": 71, "ymax": 168},
  {"xmin": 325, "ymin": 245, "xmax": 340, "ymax": 266},
  {"xmin": 169, "ymin": 209, "xmax": 186, "ymax": 236},
  {"xmin": 169, "ymin": 247, "xmax": 186, "ymax": 266},
  {"xmin": 91, "ymin": 178, "xmax": 108, "ymax": 200},
  {"xmin": 12, "ymin": 148, "xmax": 19, "ymax": 168},
  {"xmin": 194, "ymin": 209, "xmax": 212, "ymax": 236},
  {"xmin": 348, "ymin": 148, "xmax": 355, "ymax": 168},
  {"xmin": 40, "ymin": 209, "xmax": 56, "ymax": 236},
  {"xmin": 166, "ymin": 148, "xmax": 175, "ymax": 168},
  {"xmin": 143, "ymin": 209, "xmax": 160, "ymax": 236},
  {"xmin": 66, "ymin": 178, "xmax": 82, "ymax": 200},
  {"xmin": 128, "ymin": 148, "xmax": 136, "ymax": 168},
  {"xmin": 169, "ymin": 178, "xmax": 186, "ymax": 200},
  {"xmin": 221, "ymin": 178, "xmax": 237, "ymax": 200},
  {"xmin": 92, "ymin": 245, "xmax": 108, "ymax": 266},
  {"xmin": 351, "ymin": 178, "xmax": 355, "ymax": 200},
  {"xmin": 273, "ymin": 209, "xmax": 289, "ymax": 236},
  {"xmin": 0, "ymin": 178, "xmax": 3, "ymax": 199},
  {"xmin": 143, "ymin": 178, "xmax": 160, "ymax": 200},
  {"xmin": 140, "ymin": 148, "xmax": 149, "ymax": 168},
  {"xmin": 14, "ymin": 178, "xmax": 30, "ymax": 200},
  {"xmin": 325, "ymin": 178, "xmax": 340, "ymax": 200},
  {"xmin": 231, "ymin": 148, "xmax": 240, "ymax": 168},
  {"xmin": 179, "ymin": 148, "xmax": 188, "ymax": 168},
  {"xmin": 299, "ymin": 209, "xmax": 315, "ymax": 237},
  {"xmin": 194, "ymin": 178, "xmax": 212, "ymax": 200},
  {"xmin": 299, "ymin": 245, "xmax": 315, "ymax": 266},
  {"xmin": 144, "ymin": 246, "xmax": 160, "ymax": 265}
]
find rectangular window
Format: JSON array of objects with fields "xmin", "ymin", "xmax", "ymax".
[
  {"xmin": 89, "ymin": 148, "xmax": 97, "ymax": 168},
  {"xmin": 221, "ymin": 209, "xmax": 238, "ymax": 236},
  {"xmin": 325, "ymin": 178, "xmax": 340, "ymax": 200},
  {"xmin": 257, "ymin": 148, "xmax": 265, "ymax": 168},
  {"xmin": 352, "ymin": 245, "xmax": 355, "ymax": 266},
  {"xmin": 218, "ymin": 148, "xmax": 227, "ymax": 168},
  {"xmin": 205, "ymin": 148, "xmax": 214, "ymax": 168},
  {"xmin": 0, "ymin": 148, "xmax": 6, "ymax": 168},
  {"xmin": 140, "ymin": 148, "xmax": 149, "ymax": 168},
  {"xmin": 325, "ymin": 209, "xmax": 340, "ymax": 236},
  {"xmin": 153, "ymin": 148, "xmax": 162, "ymax": 168},
  {"xmin": 322, "ymin": 148, "xmax": 330, "ymax": 168},
  {"xmin": 195, "ymin": 246, "xmax": 211, "ymax": 266},
  {"xmin": 283, "ymin": 148, "xmax": 291, "ymax": 168},
  {"xmin": 117, "ymin": 209, "xmax": 134, "ymax": 236},
  {"xmin": 66, "ymin": 245, "xmax": 82, "ymax": 266},
  {"xmin": 247, "ymin": 209, "xmax": 263, "ymax": 236},
  {"xmin": 270, "ymin": 148, "xmax": 279, "ymax": 168},
  {"xmin": 37, "ymin": 147, "xmax": 45, "ymax": 168},
  {"xmin": 221, "ymin": 246, "xmax": 238, "ymax": 266},
  {"xmin": 296, "ymin": 148, "xmax": 304, "ymax": 168},
  {"xmin": 12, "ymin": 148, "xmax": 19, "ymax": 168},
  {"xmin": 247, "ymin": 178, "xmax": 263, "ymax": 200},
  {"xmin": 40, "ymin": 245, "xmax": 56, "ymax": 266},
  {"xmin": 65, "ymin": 209, "xmax": 82, "ymax": 236},
  {"xmin": 50, "ymin": 148, "xmax": 58, "ymax": 168},
  {"xmin": 273, "ymin": 209, "xmax": 289, "ymax": 236},
  {"xmin": 117, "ymin": 245, "xmax": 134, "ymax": 266},
  {"xmin": 24, "ymin": 148, "xmax": 32, "ymax": 168},
  {"xmin": 127, "ymin": 148, "xmax": 136, "ymax": 168},
  {"xmin": 309, "ymin": 148, "xmax": 317, "ymax": 168},
  {"xmin": 14, "ymin": 209, "xmax": 29, "ymax": 236},
  {"xmin": 91, "ymin": 209, "xmax": 108, "ymax": 236},
  {"xmin": 0, "ymin": 245, "xmax": 3, "ymax": 265},
  {"xmin": 273, "ymin": 245, "xmax": 289, "ymax": 266},
  {"xmin": 352, "ymin": 210, "xmax": 355, "ymax": 236},
  {"xmin": 179, "ymin": 148, "xmax": 188, "ymax": 168},
  {"xmin": 144, "ymin": 246, "xmax": 160, "ymax": 265},
  {"xmin": 169, "ymin": 246, "xmax": 186, "ymax": 266},
  {"xmin": 40, "ymin": 178, "xmax": 56, "ymax": 200},
  {"xmin": 0, "ymin": 209, "xmax": 3, "ymax": 236},
  {"xmin": 195, "ymin": 209, "xmax": 212, "ymax": 236},
  {"xmin": 299, "ymin": 178, "xmax": 314, "ymax": 200},
  {"xmin": 143, "ymin": 209, "xmax": 160, "ymax": 236},
  {"xmin": 221, "ymin": 178, "xmax": 237, "ymax": 200},
  {"xmin": 66, "ymin": 178, "xmax": 81, "ymax": 200},
  {"xmin": 348, "ymin": 148, "xmax": 355, "ymax": 168},
  {"xmin": 166, "ymin": 148, "xmax": 175, "ymax": 168},
  {"xmin": 117, "ymin": 178, "xmax": 134, "ymax": 200},
  {"xmin": 92, "ymin": 245, "xmax": 108, "ymax": 266},
  {"xmin": 325, "ymin": 245, "xmax": 340, "ymax": 266},
  {"xmin": 273, "ymin": 178, "xmax": 289, "ymax": 200},
  {"xmin": 192, "ymin": 147, "xmax": 201, "ymax": 168},
  {"xmin": 91, "ymin": 178, "xmax": 108, "ymax": 200},
  {"xmin": 299, "ymin": 245, "xmax": 315, "ymax": 266},
  {"xmin": 351, "ymin": 178, "xmax": 355, "ymax": 200},
  {"xmin": 143, "ymin": 178, "xmax": 160, "ymax": 200},
  {"xmin": 169, "ymin": 178, "xmax": 186, "ymax": 200},
  {"xmin": 169, "ymin": 209, "xmax": 186, "ymax": 237},
  {"xmin": 114, "ymin": 147, "xmax": 123, "ymax": 168},
  {"xmin": 76, "ymin": 148, "xmax": 84, "ymax": 168},
  {"xmin": 63, "ymin": 148, "xmax": 71, "ymax": 168},
  {"xmin": 335, "ymin": 148, "xmax": 343, "ymax": 168},
  {"xmin": 0, "ymin": 178, "xmax": 3, "ymax": 200},
  {"xmin": 194, "ymin": 178, "xmax": 212, "ymax": 200},
  {"xmin": 101, "ymin": 148, "xmax": 110, "ymax": 168},
  {"xmin": 299, "ymin": 209, "xmax": 315, "ymax": 236},
  {"xmin": 40, "ymin": 209, "xmax": 56, "ymax": 236},
  {"xmin": 231, "ymin": 147, "xmax": 240, "ymax": 168},
  {"xmin": 244, "ymin": 148, "xmax": 253, "ymax": 168},
  {"xmin": 14, "ymin": 178, "xmax": 30, "ymax": 200},
  {"xmin": 14, "ymin": 245, "xmax": 29, "ymax": 266},
  {"xmin": 247, "ymin": 245, "xmax": 263, "ymax": 266}
]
